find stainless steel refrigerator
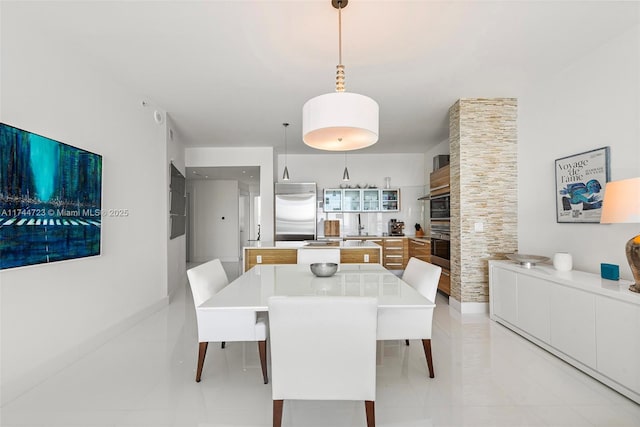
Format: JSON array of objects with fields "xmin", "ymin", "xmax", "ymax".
[{"xmin": 275, "ymin": 182, "xmax": 317, "ymax": 241}]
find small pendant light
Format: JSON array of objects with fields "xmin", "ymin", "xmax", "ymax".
[
  {"xmin": 342, "ymin": 151, "xmax": 350, "ymax": 181},
  {"xmin": 282, "ymin": 123, "xmax": 290, "ymax": 181}
]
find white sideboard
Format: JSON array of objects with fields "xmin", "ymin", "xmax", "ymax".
[{"xmin": 489, "ymin": 260, "xmax": 640, "ymax": 403}]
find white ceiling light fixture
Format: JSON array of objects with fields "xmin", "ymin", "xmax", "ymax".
[
  {"xmin": 302, "ymin": 0, "xmax": 379, "ymax": 151},
  {"xmin": 282, "ymin": 123, "xmax": 290, "ymax": 181}
]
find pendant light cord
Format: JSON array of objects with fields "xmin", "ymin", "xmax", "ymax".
[
  {"xmin": 282, "ymin": 122, "xmax": 290, "ymax": 180},
  {"xmin": 335, "ymin": 1, "xmax": 345, "ymax": 92},
  {"xmin": 283, "ymin": 123, "xmax": 289, "ymax": 163},
  {"xmin": 338, "ymin": 1, "xmax": 342, "ymax": 65}
]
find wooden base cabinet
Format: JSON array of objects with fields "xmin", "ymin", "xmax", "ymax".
[
  {"xmin": 340, "ymin": 248, "xmax": 381, "ymax": 264},
  {"xmin": 408, "ymin": 238, "xmax": 430, "ymax": 262},
  {"xmin": 244, "ymin": 246, "xmax": 383, "ymax": 272},
  {"xmin": 438, "ymin": 268, "xmax": 451, "ymax": 295},
  {"xmin": 489, "ymin": 260, "xmax": 640, "ymax": 403},
  {"xmin": 244, "ymin": 248, "xmax": 297, "ymax": 272},
  {"xmin": 383, "ymin": 238, "xmax": 408, "ymax": 270}
]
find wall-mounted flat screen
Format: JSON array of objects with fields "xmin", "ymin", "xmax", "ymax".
[
  {"xmin": 170, "ymin": 163, "xmax": 186, "ymax": 239},
  {"xmin": 0, "ymin": 123, "xmax": 103, "ymax": 269}
]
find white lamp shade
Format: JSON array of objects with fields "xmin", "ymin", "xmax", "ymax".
[
  {"xmin": 302, "ymin": 92, "xmax": 379, "ymax": 151},
  {"xmin": 600, "ymin": 177, "xmax": 640, "ymax": 223}
]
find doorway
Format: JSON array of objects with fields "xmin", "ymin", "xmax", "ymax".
[{"xmin": 185, "ymin": 166, "xmax": 260, "ymax": 278}]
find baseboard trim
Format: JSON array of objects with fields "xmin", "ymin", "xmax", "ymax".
[
  {"xmin": 1, "ymin": 296, "xmax": 169, "ymax": 406},
  {"xmin": 448, "ymin": 296, "xmax": 489, "ymax": 314}
]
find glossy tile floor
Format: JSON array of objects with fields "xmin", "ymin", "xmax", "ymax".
[{"xmin": 3, "ymin": 281, "xmax": 640, "ymax": 426}]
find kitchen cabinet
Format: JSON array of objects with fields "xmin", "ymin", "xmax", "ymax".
[
  {"xmin": 324, "ymin": 189, "xmax": 342, "ymax": 212},
  {"xmin": 343, "ymin": 189, "xmax": 362, "ymax": 212},
  {"xmin": 340, "ymin": 248, "xmax": 381, "ymax": 264},
  {"xmin": 489, "ymin": 260, "xmax": 640, "ymax": 403},
  {"xmin": 381, "ymin": 189, "xmax": 400, "ymax": 211},
  {"xmin": 244, "ymin": 242, "xmax": 383, "ymax": 272},
  {"xmin": 244, "ymin": 248, "xmax": 297, "ymax": 271},
  {"xmin": 429, "ymin": 165, "xmax": 450, "ymax": 296},
  {"xmin": 408, "ymin": 238, "xmax": 430, "ymax": 263},
  {"xmin": 438, "ymin": 268, "xmax": 451, "ymax": 295},
  {"xmin": 323, "ymin": 189, "xmax": 399, "ymax": 212},
  {"xmin": 429, "ymin": 164, "xmax": 450, "ymax": 197},
  {"xmin": 362, "ymin": 189, "xmax": 380, "ymax": 211},
  {"xmin": 383, "ymin": 237, "xmax": 408, "ymax": 270}
]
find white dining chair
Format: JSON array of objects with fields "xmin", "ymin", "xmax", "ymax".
[
  {"xmin": 268, "ymin": 296, "xmax": 378, "ymax": 427},
  {"xmin": 296, "ymin": 248, "xmax": 341, "ymax": 264},
  {"xmin": 187, "ymin": 259, "xmax": 268, "ymax": 384},
  {"xmin": 400, "ymin": 257, "xmax": 441, "ymax": 378}
]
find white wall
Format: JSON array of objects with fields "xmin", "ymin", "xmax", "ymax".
[
  {"xmin": 519, "ymin": 25, "xmax": 640, "ymax": 279},
  {"xmin": 0, "ymin": 11, "xmax": 171, "ymax": 403},
  {"xmin": 185, "ymin": 147, "xmax": 274, "ymax": 241},
  {"xmin": 188, "ymin": 180, "xmax": 239, "ymax": 262},
  {"xmin": 277, "ymin": 153, "xmax": 426, "ymax": 236}
]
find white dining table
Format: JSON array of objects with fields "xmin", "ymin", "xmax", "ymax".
[{"xmin": 198, "ymin": 263, "xmax": 436, "ymax": 340}]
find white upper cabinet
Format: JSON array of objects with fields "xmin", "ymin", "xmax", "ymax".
[
  {"xmin": 343, "ymin": 189, "xmax": 362, "ymax": 212},
  {"xmin": 324, "ymin": 189, "xmax": 342, "ymax": 212},
  {"xmin": 323, "ymin": 189, "xmax": 399, "ymax": 212},
  {"xmin": 362, "ymin": 189, "xmax": 380, "ymax": 211}
]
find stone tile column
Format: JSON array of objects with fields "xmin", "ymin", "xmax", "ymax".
[{"xmin": 449, "ymin": 98, "xmax": 518, "ymax": 306}]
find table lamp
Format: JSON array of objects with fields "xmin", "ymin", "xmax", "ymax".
[{"xmin": 600, "ymin": 177, "xmax": 640, "ymax": 292}]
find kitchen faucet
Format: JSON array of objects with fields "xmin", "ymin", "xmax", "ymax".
[{"xmin": 358, "ymin": 213, "xmax": 365, "ymax": 235}]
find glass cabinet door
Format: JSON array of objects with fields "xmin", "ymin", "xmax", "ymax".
[
  {"xmin": 381, "ymin": 189, "xmax": 400, "ymax": 211},
  {"xmin": 324, "ymin": 189, "xmax": 343, "ymax": 212},
  {"xmin": 343, "ymin": 189, "xmax": 362, "ymax": 212},
  {"xmin": 362, "ymin": 189, "xmax": 380, "ymax": 211}
]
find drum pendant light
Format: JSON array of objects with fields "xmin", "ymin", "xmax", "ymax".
[{"xmin": 302, "ymin": 0, "xmax": 379, "ymax": 151}]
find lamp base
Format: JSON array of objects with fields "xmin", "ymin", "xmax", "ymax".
[{"xmin": 626, "ymin": 234, "xmax": 640, "ymax": 294}]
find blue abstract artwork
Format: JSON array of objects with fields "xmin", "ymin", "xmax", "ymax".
[{"xmin": 0, "ymin": 123, "xmax": 102, "ymax": 269}]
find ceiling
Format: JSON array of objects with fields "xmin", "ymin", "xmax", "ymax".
[{"xmin": 5, "ymin": 1, "xmax": 638, "ymax": 155}]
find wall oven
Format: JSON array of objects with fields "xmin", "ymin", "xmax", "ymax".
[
  {"xmin": 430, "ymin": 224, "xmax": 450, "ymax": 270},
  {"xmin": 430, "ymin": 193, "xmax": 450, "ymax": 219}
]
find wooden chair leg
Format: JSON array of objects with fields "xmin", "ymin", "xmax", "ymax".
[
  {"xmin": 196, "ymin": 342, "xmax": 208, "ymax": 382},
  {"xmin": 365, "ymin": 400, "xmax": 375, "ymax": 427},
  {"xmin": 405, "ymin": 339, "xmax": 410, "ymax": 346},
  {"xmin": 273, "ymin": 399, "xmax": 284, "ymax": 427},
  {"xmin": 422, "ymin": 338, "xmax": 434, "ymax": 378},
  {"xmin": 258, "ymin": 340, "xmax": 269, "ymax": 384}
]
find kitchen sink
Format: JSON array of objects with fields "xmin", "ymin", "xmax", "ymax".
[{"xmin": 305, "ymin": 241, "xmax": 340, "ymax": 246}]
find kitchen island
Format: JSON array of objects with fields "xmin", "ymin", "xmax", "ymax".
[{"xmin": 243, "ymin": 240, "xmax": 382, "ymax": 272}]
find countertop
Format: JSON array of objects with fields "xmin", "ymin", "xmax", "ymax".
[
  {"xmin": 341, "ymin": 234, "xmax": 430, "ymax": 243},
  {"xmin": 244, "ymin": 235, "xmax": 430, "ymax": 249},
  {"xmin": 244, "ymin": 240, "xmax": 382, "ymax": 249}
]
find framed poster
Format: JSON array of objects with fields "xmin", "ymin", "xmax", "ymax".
[
  {"xmin": 0, "ymin": 123, "xmax": 102, "ymax": 269},
  {"xmin": 555, "ymin": 147, "xmax": 610, "ymax": 223}
]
